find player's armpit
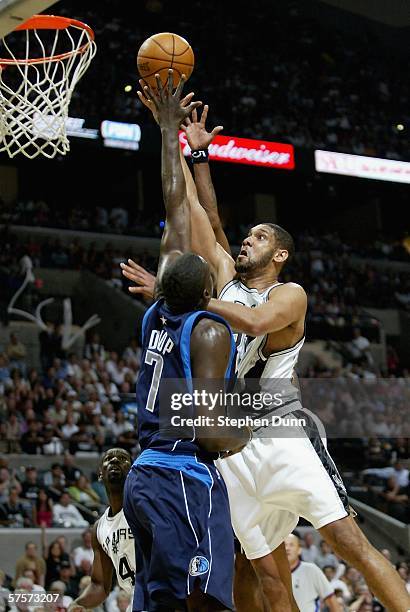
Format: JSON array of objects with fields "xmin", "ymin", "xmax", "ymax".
[
  {"xmin": 190, "ymin": 319, "xmax": 249, "ymax": 454},
  {"xmin": 208, "ymin": 283, "xmax": 307, "ymax": 336}
]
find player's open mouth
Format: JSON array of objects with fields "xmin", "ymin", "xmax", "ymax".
[
  {"xmin": 108, "ymin": 465, "xmax": 122, "ymax": 474},
  {"xmin": 239, "ymin": 249, "xmax": 248, "ymax": 257}
]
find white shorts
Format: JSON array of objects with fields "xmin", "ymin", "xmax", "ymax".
[{"xmin": 216, "ymin": 410, "xmax": 349, "ymax": 560}]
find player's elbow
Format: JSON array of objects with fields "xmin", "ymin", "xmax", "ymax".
[
  {"xmin": 197, "ymin": 437, "xmax": 245, "ymax": 454},
  {"xmin": 247, "ymin": 317, "xmax": 271, "ymax": 337}
]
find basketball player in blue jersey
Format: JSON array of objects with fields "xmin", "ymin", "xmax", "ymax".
[
  {"xmin": 122, "ymin": 99, "xmax": 410, "ymax": 612},
  {"xmin": 123, "ymin": 71, "xmax": 250, "ymax": 612}
]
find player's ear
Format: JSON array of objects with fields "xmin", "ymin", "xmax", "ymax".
[
  {"xmin": 98, "ymin": 470, "xmax": 103, "ymax": 481},
  {"xmin": 273, "ymin": 249, "xmax": 288, "ymax": 264}
]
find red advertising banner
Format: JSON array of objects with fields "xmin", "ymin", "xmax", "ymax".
[{"xmin": 179, "ymin": 132, "xmax": 295, "ymax": 170}]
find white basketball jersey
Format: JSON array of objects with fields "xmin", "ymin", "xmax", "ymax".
[
  {"xmin": 219, "ymin": 279, "xmax": 305, "ymax": 379},
  {"xmin": 96, "ymin": 507, "xmax": 136, "ymax": 598}
]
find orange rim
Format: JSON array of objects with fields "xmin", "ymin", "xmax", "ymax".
[{"xmin": 0, "ymin": 15, "xmax": 95, "ymax": 66}]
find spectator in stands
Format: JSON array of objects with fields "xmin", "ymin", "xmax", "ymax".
[
  {"xmin": 347, "ymin": 328, "xmax": 373, "ymax": 365},
  {"xmin": 53, "ymin": 491, "xmax": 89, "ymax": 528},
  {"xmin": 122, "ymin": 337, "xmax": 141, "ymax": 369},
  {"xmin": 396, "ymin": 562, "xmax": 410, "ymax": 594},
  {"xmin": 300, "ymin": 531, "xmax": 319, "ymax": 564},
  {"xmin": 315, "ymin": 540, "xmax": 340, "ymax": 570},
  {"xmin": 15, "ymin": 576, "xmax": 45, "ymax": 596},
  {"xmin": 84, "ymin": 333, "xmax": 105, "ymax": 361},
  {"xmin": 323, "ymin": 565, "xmax": 352, "ymax": 601},
  {"xmin": 34, "ymin": 489, "xmax": 53, "ymax": 528},
  {"xmin": 43, "ymin": 540, "xmax": 70, "ymax": 589},
  {"xmin": 20, "ymin": 421, "xmax": 44, "ymax": 455},
  {"xmin": 42, "ymin": 426, "xmax": 64, "ymax": 456},
  {"xmin": 7, "ymin": 589, "xmax": 30, "ymax": 612},
  {"xmin": 68, "ymin": 421, "xmax": 96, "ymax": 454},
  {"xmin": 68, "ymin": 475, "xmax": 101, "ymax": 511},
  {"xmin": 62, "ymin": 414, "xmax": 79, "ymax": 440},
  {"xmin": 4, "ymin": 413, "xmax": 21, "ymax": 452},
  {"xmin": 379, "ymin": 477, "xmax": 409, "ymax": 522},
  {"xmin": 43, "ymin": 463, "xmax": 66, "ymax": 490},
  {"xmin": 0, "ymin": 487, "xmax": 31, "ymax": 527},
  {"xmin": 348, "ymin": 583, "xmax": 377, "ymax": 611},
  {"xmin": 15, "ymin": 542, "xmax": 45, "ymax": 587},
  {"xmin": 6, "ymin": 333, "xmax": 27, "ymax": 375},
  {"xmin": 21, "ymin": 466, "xmax": 42, "ymax": 504},
  {"xmin": 72, "ymin": 529, "xmax": 94, "ymax": 577},
  {"xmin": 58, "ymin": 560, "xmax": 78, "ymax": 598},
  {"xmin": 0, "ymin": 570, "xmax": 10, "ymax": 612},
  {"xmin": 49, "ymin": 580, "xmax": 73, "ymax": 609},
  {"xmin": 62, "ymin": 454, "xmax": 82, "ymax": 486},
  {"xmin": 111, "ymin": 411, "xmax": 134, "ymax": 439},
  {"xmin": 38, "ymin": 322, "xmax": 54, "ymax": 372},
  {"xmin": 0, "ymin": 467, "xmax": 12, "ymax": 503},
  {"xmin": 363, "ymin": 460, "xmax": 409, "ymax": 489},
  {"xmin": 0, "ymin": 354, "xmax": 11, "ymax": 385}
]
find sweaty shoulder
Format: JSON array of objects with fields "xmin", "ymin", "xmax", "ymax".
[
  {"xmin": 190, "ymin": 318, "xmax": 232, "ymax": 377},
  {"xmin": 269, "ymin": 282, "xmax": 307, "ymax": 300},
  {"xmin": 191, "ymin": 317, "xmax": 230, "ymax": 349}
]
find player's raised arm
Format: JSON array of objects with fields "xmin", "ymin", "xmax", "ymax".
[
  {"xmin": 208, "ymin": 283, "xmax": 307, "ymax": 336},
  {"xmin": 68, "ymin": 522, "xmax": 113, "ymax": 611},
  {"xmin": 190, "ymin": 318, "xmax": 251, "ymax": 454},
  {"xmin": 143, "ymin": 71, "xmax": 202, "ymax": 292},
  {"xmin": 181, "ymin": 106, "xmax": 231, "ymax": 256},
  {"xmin": 135, "ymin": 80, "xmax": 235, "ymax": 294}
]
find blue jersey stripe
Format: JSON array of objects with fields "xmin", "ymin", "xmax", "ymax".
[
  {"xmin": 180, "ymin": 311, "xmax": 237, "ymax": 386},
  {"xmin": 133, "ymin": 449, "xmax": 213, "ymax": 488},
  {"xmin": 141, "ymin": 300, "xmax": 158, "ymax": 346}
]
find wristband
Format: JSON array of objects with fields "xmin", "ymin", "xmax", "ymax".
[{"xmin": 191, "ymin": 149, "xmax": 209, "ymax": 164}]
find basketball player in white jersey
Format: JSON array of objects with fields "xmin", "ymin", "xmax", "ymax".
[
  {"xmin": 122, "ymin": 84, "xmax": 410, "ymax": 612},
  {"xmin": 68, "ymin": 449, "xmax": 135, "ymax": 612}
]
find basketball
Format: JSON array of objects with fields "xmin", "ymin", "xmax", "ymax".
[{"xmin": 137, "ymin": 32, "xmax": 194, "ymax": 89}]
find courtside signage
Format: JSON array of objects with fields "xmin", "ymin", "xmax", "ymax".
[
  {"xmin": 180, "ymin": 132, "xmax": 295, "ymax": 170},
  {"xmin": 315, "ymin": 150, "xmax": 410, "ymax": 184}
]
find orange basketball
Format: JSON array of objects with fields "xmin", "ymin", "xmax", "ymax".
[{"xmin": 137, "ymin": 32, "xmax": 194, "ymax": 90}]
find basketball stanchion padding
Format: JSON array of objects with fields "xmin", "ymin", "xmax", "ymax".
[{"xmin": 0, "ymin": 14, "xmax": 96, "ymax": 159}]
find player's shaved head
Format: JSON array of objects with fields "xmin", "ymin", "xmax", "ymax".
[
  {"xmin": 262, "ymin": 223, "xmax": 295, "ymax": 264},
  {"xmin": 161, "ymin": 253, "xmax": 212, "ymax": 314}
]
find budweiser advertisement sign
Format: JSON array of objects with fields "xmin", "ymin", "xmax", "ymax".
[
  {"xmin": 315, "ymin": 150, "xmax": 410, "ymax": 184},
  {"xmin": 179, "ymin": 132, "xmax": 295, "ymax": 170}
]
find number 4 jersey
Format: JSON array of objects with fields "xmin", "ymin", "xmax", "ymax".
[{"xmin": 96, "ymin": 507, "xmax": 135, "ymax": 604}]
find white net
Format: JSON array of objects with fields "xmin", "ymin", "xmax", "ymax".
[{"xmin": 0, "ymin": 16, "xmax": 96, "ymax": 159}]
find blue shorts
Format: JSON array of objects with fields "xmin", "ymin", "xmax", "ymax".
[{"xmin": 123, "ymin": 450, "xmax": 234, "ymax": 612}]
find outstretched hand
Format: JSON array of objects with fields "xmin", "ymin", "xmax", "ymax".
[
  {"xmin": 181, "ymin": 105, "xmax": 223, "ymax": 150},
  {"xmin": 120, "ymin": 259, "xmax": 156, "ymax": 300},
  {"xmin": 137, "ymin": 70, "xmax": 201, "ymax": 129}
]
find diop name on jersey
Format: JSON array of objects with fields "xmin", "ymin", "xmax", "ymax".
[{"xmin": 148, "ymin": 329, "xmax": 174, "ymax": 354}]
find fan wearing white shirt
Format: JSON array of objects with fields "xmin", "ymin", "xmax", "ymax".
[
  {"xmin": 285, "ymin": 535, "xmax": 342, "ymax": 612},
  {"xmin": 300, "ymin": 532, "xmax": 319, "ymax": 564}
]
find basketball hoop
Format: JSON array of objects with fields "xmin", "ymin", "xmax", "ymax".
[{"xmin": 0, "ymin": 15, "xmax": 96, "ymax": 159}]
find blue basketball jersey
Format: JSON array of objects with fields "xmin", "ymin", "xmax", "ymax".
[{"xmin": 136, "ymin": 298, "xmax": 236, "ymax": 455}]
